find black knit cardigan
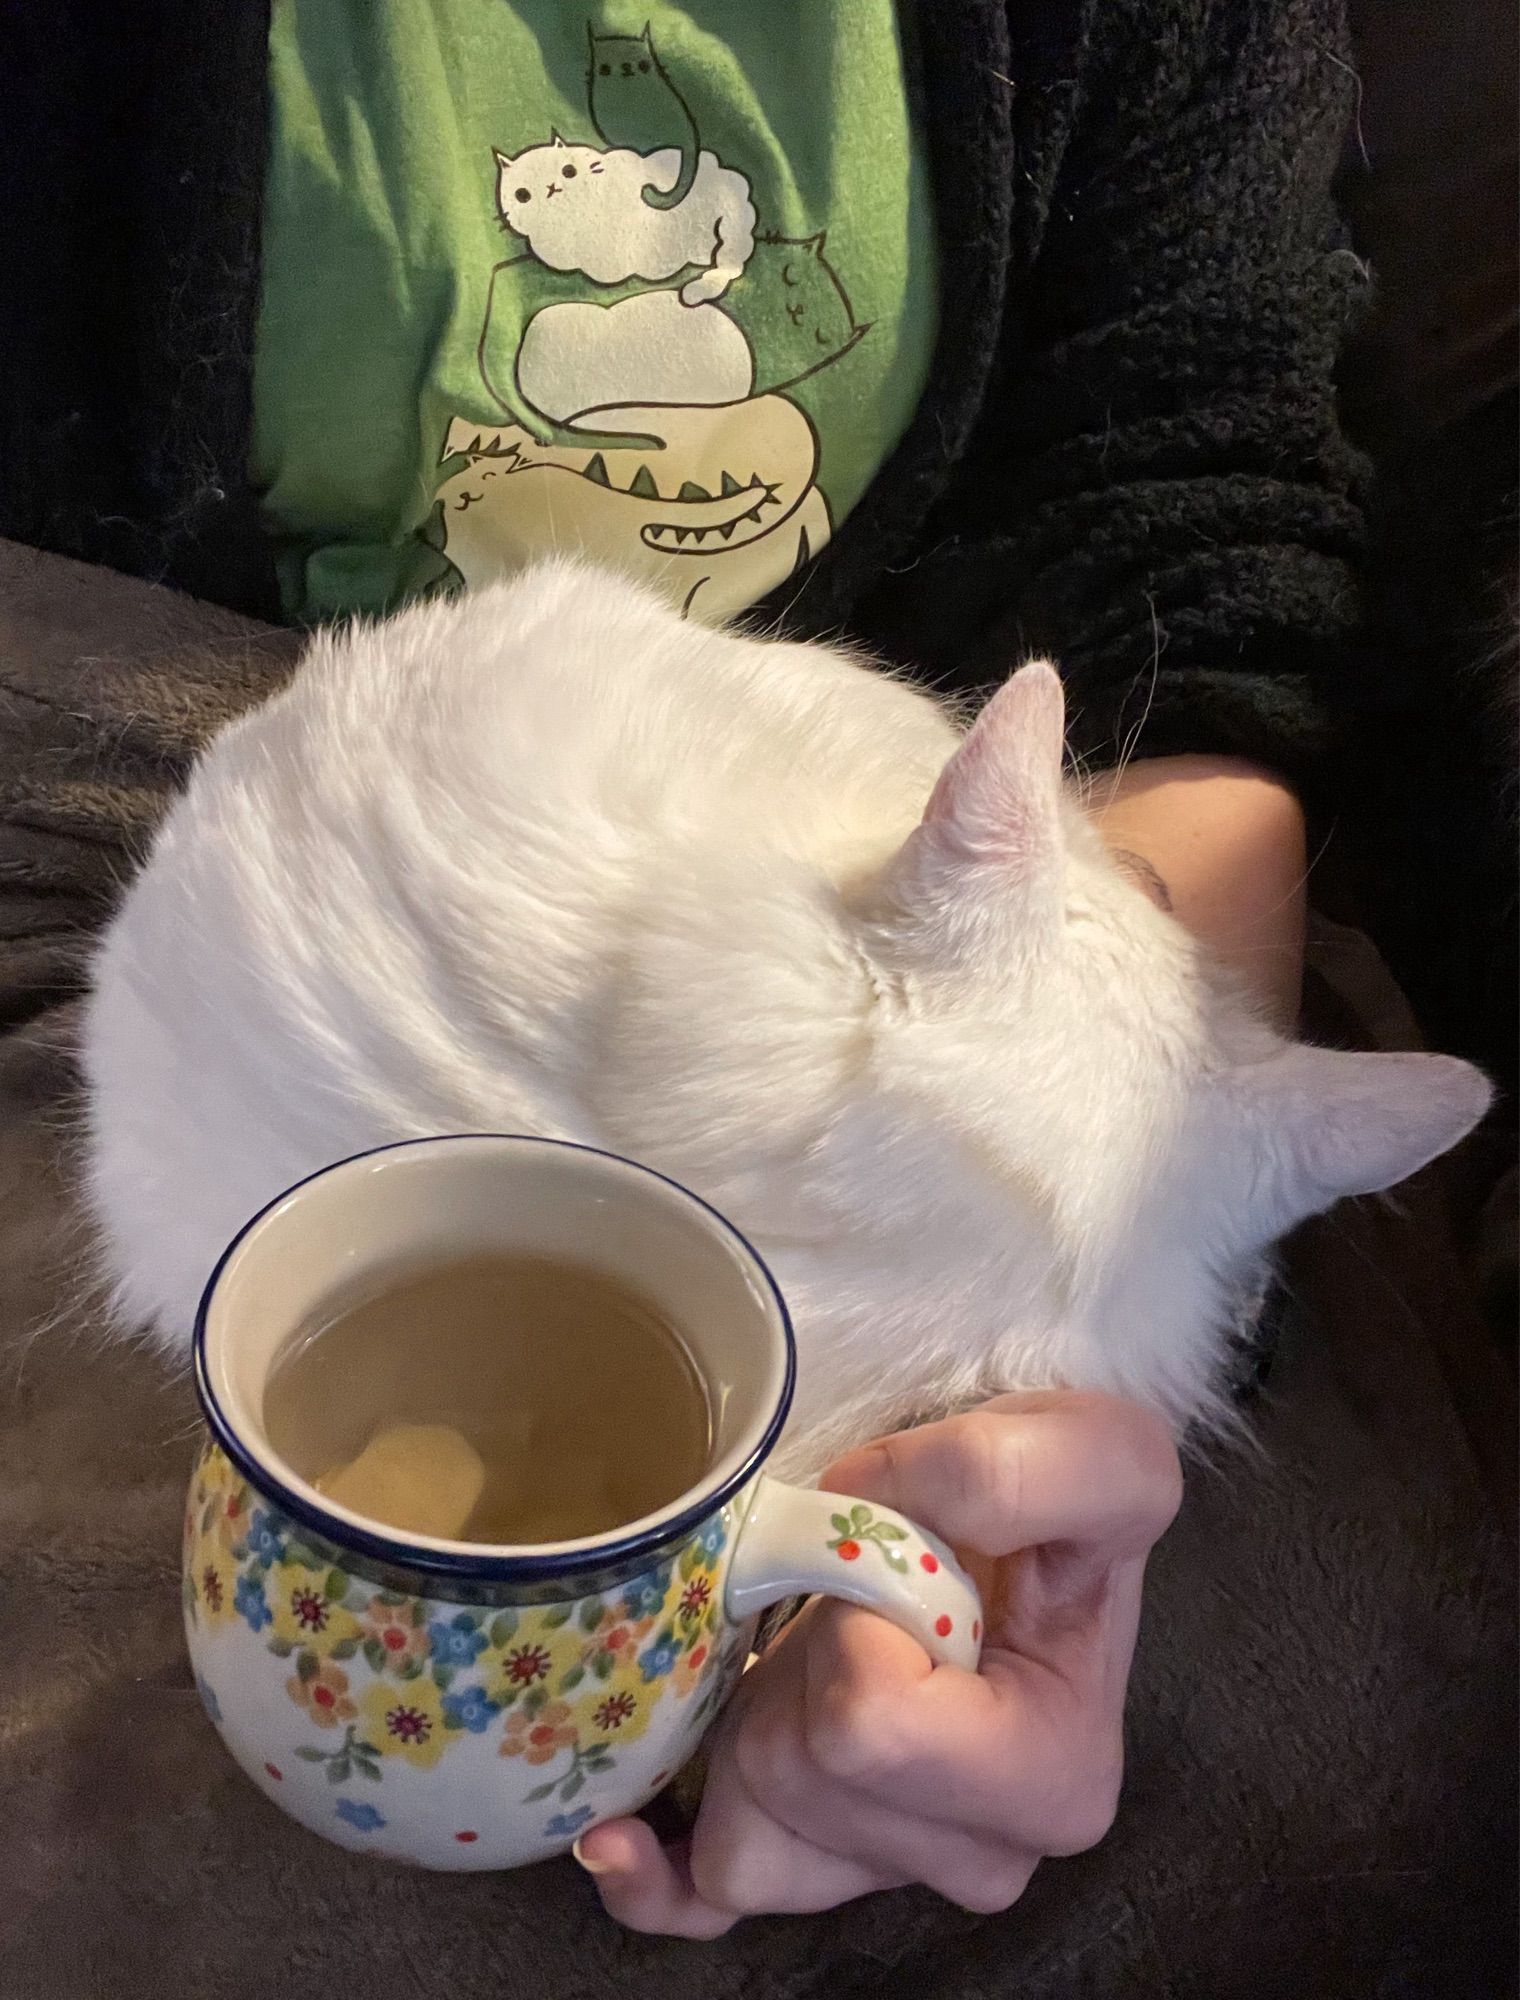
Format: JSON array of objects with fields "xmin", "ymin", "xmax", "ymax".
[{"xmin": 0, "ymin": 0, "xmax": 1369, "ymax": 796}]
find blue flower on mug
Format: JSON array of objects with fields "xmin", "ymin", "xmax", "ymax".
[
  {"xmin": 234, "ymin": 1572, "xmax": 271, "ymax": 1633},
  {"xmin": 428, "ymin": 1612, "xmax": 487, "ymax": 1668},
  {"xmin": 243, "ymin": 1509, "xmax": 286, "ymax": 1565},
  {"xmin": 335, "ymin": 1799, "xmax": 386, "ymax": 1833},
  {"xmin": 620, "ymin": 1567, "xmax": 672, "ymax": 1621},
  {"xmin": 194, "ymin": 1673, "xmax": 222, "ymax": 1725},
  {"xmin": 442, "ymin": 1684, "xmax": 501, "ymax": 1734},
  {"xmin": 637, "ymin": 1631, "xmax": 681, "ymax": 1683},
  {"xmin": 544, "ymin": 1805, "xmax": 595, "ymax": 1840},
  {"xmin": 695, "ymin": 1516, "xmax": 727, "ymax": 1559}
]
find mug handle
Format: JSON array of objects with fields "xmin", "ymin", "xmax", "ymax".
[{"xmin": 724, "ymin": 1474, "xmax": 983, "ymax": 1672}]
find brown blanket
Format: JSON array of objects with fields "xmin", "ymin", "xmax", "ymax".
[{"xmin": 0, "ymin": 546, "xmax": 1514, "ymax": 1998}]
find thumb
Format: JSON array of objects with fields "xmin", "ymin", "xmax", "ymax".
[{"xmin": 573, "ymin": 1820, "xmax": 737, "ymax": 1939}]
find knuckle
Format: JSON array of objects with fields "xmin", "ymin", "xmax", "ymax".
[
  {"xmin": 948, "ymin": 1854, "xmax": 1037, "ymax": 1915},
  {"xmin": 1084, "ymin": 1394, "xmax": 1185, "ymax": 1544},
  {"xmin": 732, "ymin": 1704, "xmax": 800, "ymax": 1809},
  {"xmin": 1125, "ymin": 1412, "xmax": 1185, "ymax": 1541},
  {"xmin": 1045, "ymin": 1742, "xmax": 1125, "ymax": 1857},
  {"xmin": 689, "ymin": 1843, "xmax": 769, "ymax": 1919},
  {"xmin": 806, "ymin": 1683, "xmax": 911, "ymax": 1786},
  {"xmin": 948, "ymin": 1409, "xmax": 1021, "ymax": 1538},
  {"xmin": 692, "ymin": 1832, "xmax": 776, "ymax": 1928}
]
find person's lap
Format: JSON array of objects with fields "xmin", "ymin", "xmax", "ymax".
[
  {"xmin": 0, "ymin": 956, "xmax": 1512, "ymax": 1999},
  {"xmin": 0, "ymin": 545, "xmax": 1511, "ymax": 1995}
]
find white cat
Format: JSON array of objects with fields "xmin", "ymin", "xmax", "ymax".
[
  {"xmin": 494, "ymin": 137, "xmax": 756, "ymax": 305},
  {"xmin": 81, "ymin": 564, "xmax": 1489, "ymax": 1479}
]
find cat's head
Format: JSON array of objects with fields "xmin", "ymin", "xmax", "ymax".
[
  {"xmin": 587, "ymin": 22, "xmax": 666, "ymax": 84},
  {"xmin": 795, "ymin": 660, "xmax": 1492, "ymax": 1429},
  {"xmin": 493, "ymin": 136, "xmax": 633, "ymax": 260}
]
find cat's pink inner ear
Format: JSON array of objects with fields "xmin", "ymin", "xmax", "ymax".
[
  {"xmin": 1251, "ymin": 1047, "xmax": 1492, "ymax": 1218},
  {"xmin": 923, "ymin": 662, "xmax": 1066, "ymax": 865}
]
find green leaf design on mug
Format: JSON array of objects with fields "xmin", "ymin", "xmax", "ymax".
[
  {"xmin": 293, "ymin": 1723, "xmax": 381, "ymax": 1788},
  {"xmin": 826, "ymin": 1503, "xmax": 911, "ymax": 1573}
]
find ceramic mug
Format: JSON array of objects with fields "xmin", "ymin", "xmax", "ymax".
[{"xmin": 184, "ymin": 1135, "xmax": 982, "ymax": 1870}]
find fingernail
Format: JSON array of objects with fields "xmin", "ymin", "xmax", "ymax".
[{"xmin": 572, "ymin": 1836, "xmax": 611, "ymax": 1875}]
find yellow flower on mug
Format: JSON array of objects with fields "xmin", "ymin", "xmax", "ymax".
[
  {"xmin": 268, "ymin": 1567, "xmax": 360, "ymax": 1658},
  {"xmin": 359, "ymin": 1674, "xmax": 448, "ymax": 1770},
  {"xmin": 286, "ymin": 1659, "xmax": 357, "ymax": 1729},
  {"xmin": 571, "ymin": 1661, "xmax": 657, "ymax": 1747},
  {"xmin": 484, "ymin": 1622, "xmax": 587, "ymax": 1706},
  {"xmin": 198, "ymin": 1447, "xmax": 238, "ymax": 1503}
]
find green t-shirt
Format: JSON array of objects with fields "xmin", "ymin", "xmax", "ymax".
[{"xmin": 253, "ymin": 1, "xmax": 937, "ymax": 626}]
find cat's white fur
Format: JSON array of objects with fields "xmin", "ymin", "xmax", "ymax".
[
  {"xmin": 494, "ymin": 139, "xmax": 755, "ymax": 305},
  {"xmin": 81, "ymin": 563, "xmax": 1490, "ymax": 1479}
]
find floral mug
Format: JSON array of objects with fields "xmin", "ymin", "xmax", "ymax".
[{"xmin": 185, "ymin": 1135, "xmax": 982, "ymax": 1870}]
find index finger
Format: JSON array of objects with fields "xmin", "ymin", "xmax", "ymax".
[{"xmin": 822, "ymin": 1391, "xmax": 1183, "ymax": 1564}]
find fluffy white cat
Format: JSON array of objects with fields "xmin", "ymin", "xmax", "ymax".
[
  {"xmin": 81, "ymin": 563, "xmax": 1490, "ymax": 1479},
  {"xmin": 493, "ymin": 138, "xmax": 755, "ymax": 305}
]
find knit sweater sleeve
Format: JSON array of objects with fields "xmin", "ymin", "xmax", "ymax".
[{"xmin": 977, "ymin": 0, "xmax": 1369, "ymax": 800}]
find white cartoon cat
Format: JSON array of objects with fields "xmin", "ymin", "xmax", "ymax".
[{"xmin": 493, "ymin": 135, "xmax": 756, "ymax": 305}]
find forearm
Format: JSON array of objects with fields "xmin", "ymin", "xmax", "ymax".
[{"xmin": 1090, "ymin": 755, "xmax": 1307, "ymax": 1031}]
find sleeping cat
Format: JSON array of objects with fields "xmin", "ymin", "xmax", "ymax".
[
  {"xmin": 80, "ymin": 563, "xmax": 1490, "ymax": 1480},
  {"xmin": 493, "ymin": 136, "xmax": 755, "ymax": 305}
]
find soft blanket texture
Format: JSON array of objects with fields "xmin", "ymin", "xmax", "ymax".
[{"xmin": 0, "ymin": 544, "xmax": 1513, "ymax": 1996}]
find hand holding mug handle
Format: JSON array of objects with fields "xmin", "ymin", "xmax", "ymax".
[{"xmin": 724, "ymin": 1474, "xmax": 982, "ymax": 1671}]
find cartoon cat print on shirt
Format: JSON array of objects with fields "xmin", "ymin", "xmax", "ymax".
[
  {"xmin": 491, "ymin": 135, "xmax": 755, "ymax": 305},
  {"xmin": 588, "ymin": 24, "xmax": 700, "ymax": 211},
  {"xmin": 436, "ymin": 20, "xmax": 869, "ymax": 621}
]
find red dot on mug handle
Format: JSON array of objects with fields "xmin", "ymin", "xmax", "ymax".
[
  {"xmin": 264, "ymin": 1763, "xmax": 283, "ymax": 1782},
  {"xmin": 935, "ymin": 1614, "xmax": 953, "ymax": 1637},
  {"xmin": 454, "ymin": 1830, "xmax": 478, "ymax": 1843},
  {"xmin": 920, "ymin": 1551, "xmax": 940, "ymax": 1573},
  {"xmin": 972, "ymin": 1620, "xmax": 981, "ymax": 1642}
]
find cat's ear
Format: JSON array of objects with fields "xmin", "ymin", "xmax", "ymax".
[
  {"xmin": 1231, "ymin": 1046, "xmax": 1491, "ymax": 1233},
  {"xmin": 492, "ymin": 146, "xmax": 511, "ymax": 171},
  {"xmin": 548, "ymin": 128, "xmax": 566, "ymax": 148},
  {"xmin": 871, "ymin": 664, "xmax": 1066, "ymax": 951},
  {"xmin": 920, "ymin": 661, "xmax": 1066, "ymax": 872}
]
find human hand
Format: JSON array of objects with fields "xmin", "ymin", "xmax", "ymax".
[
  {"xmin": 1089, "ymin": 753, "xmax": 1307, "ymax": 1029},
  {"xmin": 574, "ymin": 1390, "xmax": 1183, "ymax": 1935}
]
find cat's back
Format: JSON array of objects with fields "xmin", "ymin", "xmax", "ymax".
[
  {"xmin": 229, "ymin": 561, "xmax": 953, "ymax": 875},
  {"xmin": 81, "ymin": 563, "xmax": 952, "ymax": 1344}
]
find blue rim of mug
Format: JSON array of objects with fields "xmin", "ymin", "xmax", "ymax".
[{"xmin": 191, "ymin": 1134, "xmax": 796, "ymax": 1585}]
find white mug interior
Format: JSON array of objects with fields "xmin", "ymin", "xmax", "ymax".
[{"xmin": 196, "ymin": 1134, "xmax": 793, "ymax": 1567}]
